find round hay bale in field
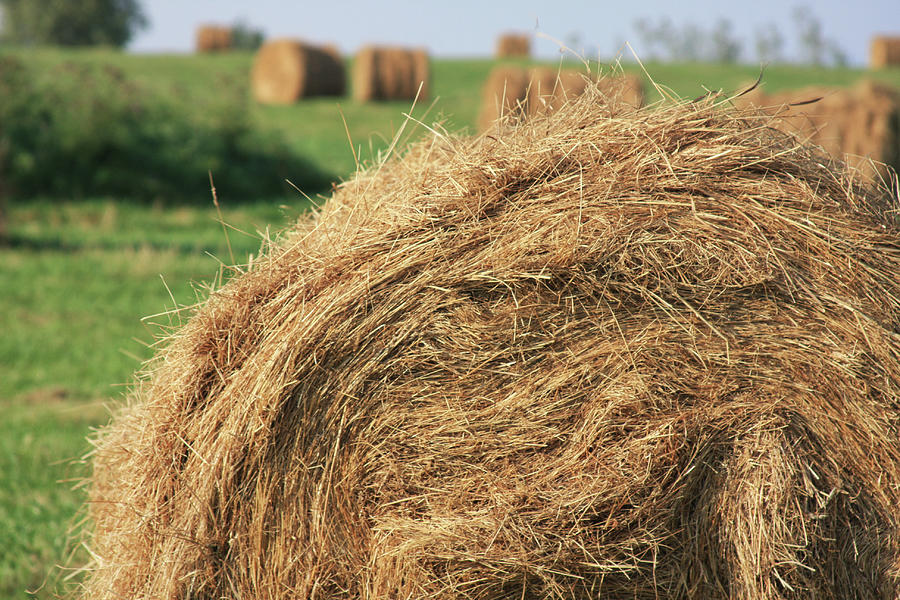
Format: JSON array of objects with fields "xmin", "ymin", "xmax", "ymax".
[
  {"xmin": 548, "ymin": 68, "xmax": 591, "ymax": 108},
  {"xmin": 352, "ymin": 45, "xmax": 430, "ymax": 102},
  {"xmin": 496, "ymin": 33, "xmax": 531, "ymax": 58},
  {"xmin": 736, "ymin": 79, "xmax": 900, "ymax": 179},
  {"xmin": 870, "ymin": 35, "xmax": 900, "ymax": 68},
  {"xmin": 524, "ymin": 69, "xmax": 643, "ymax": 115},
  {"xmin": 251, "ymin": 38, "xmax": 345, "ymax": 104},
  {"xmin": 477, "ymin": 65, "xmax": 531, "ymax": 130},
  {"xmin": 479, "ymin": 66, "xmax": 645, "ymax": 131},
  {"xmin": 524, "ymin": 66, "xmax": 560, "ymax": 114},
  {"xmin": 195, "ymin": 25, "xmax": 232, "ymax": 53},
  {"xmin": 82, "ymin": 83, "xmax": 900, "ymax": 599},
  {"xmin": 600, "ymin": 71, "xmax": 645, "ymax": 108}
]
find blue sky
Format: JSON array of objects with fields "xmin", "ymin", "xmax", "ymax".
[{"xmin": 130, "ymin": 0, "xmax": 900, "ymax": 66}]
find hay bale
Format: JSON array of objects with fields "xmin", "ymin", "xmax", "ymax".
[
  {"xmin": 477, "ymin": 65, "xmax": 531, "ymax": 130},
  {"xmin": 352, "ymin": 45, "xmax": 430, "ymax": 102},
  {"xmin": 527, "ymin": 68, "xmax": 643, "ymax": 115},
  {"xmin": 195, "ymin": 25, "xmax": 232, "ymax": 53},
  {"xmin": 251, "ymin": 38, "xmax": 345, "ymax": 104},
  {"xmin": 870, "ymin": 35, "xmax": 900, "ymax": 68},
  {"xmin": 735, "ymin": 79, "xmax": 900, "ymax": 179},
  {"xmin": 479, "ymin": 65, "xmax": 644, "ymax": 130},
  {"xmin": 82, "ymin": 83, "xmax": 900, "ymax": 599},
  {"xmin": 523, "ymin": 66, "xmax": 559, "ymax": 114},
  {"xmin": 598, "ymin": 71, "xmax": 645, "ymax": 108},
  {"xmin": 496, "ymin": 33, "xmax": 531, "ymax": 58}
]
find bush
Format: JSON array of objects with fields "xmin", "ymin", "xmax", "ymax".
[
  {"xmin": 0, "ymin": 0, "xmax": 148, "ymax": 47},
  {"xmin": 230, "ymin": 20, "xmax": 264, "ymax": 51},
  {"xmin": 0, "ymin": 56, "xmax": 334, "ymax": 202}
]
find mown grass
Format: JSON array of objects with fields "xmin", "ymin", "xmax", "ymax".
[
  {"xmin": 1, "ymin": 48, "xmax": 898, "ymax": 599},
  {"xmin": 1, "ymin": 199, "xmax": 303, "ymax": 599}
]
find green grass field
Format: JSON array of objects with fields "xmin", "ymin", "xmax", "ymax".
[{"xmin": 1, "ymin": 48, "xmax": 899, "ymax": 599}]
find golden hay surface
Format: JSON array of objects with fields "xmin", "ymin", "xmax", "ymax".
[
  {"xmin": 251, "ymin": 38, "xmax": 345, "ymax": 104},
  {"xmin": 735, "ymin": 79, "xmax": 900, "ymax": 179},
  {"xmin": 82, "ymin": 82, "xmax": 900, "ymax": 599},
  {"xmin": 195, "ymin": 25, "xmax": 232, "ymax": 53},
  {"xmin": 496, "ymin": 33, "xmax": 531, "ymax": 58},
  {"xmin": 352, "ymin": 45, "xmax": 430, "ymax": 102},
  {"xmin": 478, "ymin": 66, "xmax": 644, "ymax": 131},
  {"xmin": 870, "ymin": 36, "xmax": 900, "ymax": 68}
]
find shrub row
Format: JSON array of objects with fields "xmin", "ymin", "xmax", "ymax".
[{"xmin": 0, "ymin": 55, "xmax": 334, "ymax": 202}]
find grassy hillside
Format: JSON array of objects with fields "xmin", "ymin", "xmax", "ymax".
[{"xmin": 1, "ymin": 49, "xmax": 899, "ymax": 599}]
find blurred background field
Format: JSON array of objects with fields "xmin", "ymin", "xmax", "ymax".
[
  {"xmin": 5, "ymin": 49, "xmax": 900, "ymax": 187},
  {"xmin": 2, "ymin": 3, "xmax": 900, "ymax": 597}
]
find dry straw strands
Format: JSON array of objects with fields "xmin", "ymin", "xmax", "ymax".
[
  {"xmin": 251, "ymin": 39, "xmax": 345, "ymax": 104},
  {"xmin": 496, "ymin": 33, "xmax": 531, "ymax": 58},
  {"xmin": 81, "ymin": 80, "xmax": 900, "ymax": 599},
  {"xmin": 195, "ymin": 25, "xmax": 232, "ymax": 53},
  {"xmin": 478, "ymin": 65, "xmax": 644, "ymax": 130},
  {"xmin": 735, "ymin": 79, "xmax": 900, "ymax": 179},
  {"xmin": 870, "ymin": 36, "xmax": 900, "ymax": 68},
  {"xmin": 352, "ymin": 46, "xmax": 430, "ymax": 102}
]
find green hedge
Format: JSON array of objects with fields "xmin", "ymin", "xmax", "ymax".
[{"xmin": 0, "ymin": 55, "xmax": 335, "ymax": 202}]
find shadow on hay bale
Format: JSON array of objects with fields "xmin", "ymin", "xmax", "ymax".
[{"xmin": 81, "ymin": 79, "xmax": 900, "ymax": 599}]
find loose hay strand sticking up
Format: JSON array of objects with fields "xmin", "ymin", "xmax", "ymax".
[{"xmin": 81, "ymin": 79, "xmax": 900, "ymax": 600}]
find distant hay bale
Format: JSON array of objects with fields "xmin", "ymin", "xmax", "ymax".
[
  {"xmin": 251, "ymin": 39, "xmax": 345, "ymax": 104},
  {"xmin": 82, "ymin": 83, "xmax": 900, "ymax": 599},
  {"xmin": 478, "ymin": 65, "xmax": 644, "ymax": 130},
  {"xmin": 476, "ymin": 65, "xmax": 532, "ymax": 129},
  {"xmin": 735, "ymin": 79, "xmax": 900, "ymax": 178},
  {"xmin": 496, "ymin": 33, "xmax": 531, "ymax": 58},
  {"xmin": 195, "ymin": 25, "xmax": 232, "ymax": 53},
  {"xmin": 352, "ymin": 45, "xmax": 430, "ymax": 102},
  {"xmin": 870, "ymin": 35, "xmax": 900, "ymax": 68}
]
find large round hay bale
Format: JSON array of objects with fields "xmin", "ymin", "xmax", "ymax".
[
  {"xmin": 477, "ymin": 65, "xmax": 532, "ymax": 130},
  {"xmin": 496, "ymin": 33, "xmax": 531, "ymax": 58},
  {"xmin": 352, "ymin": 45, "xmax": 430, "ymax": 102},
  {"xmin": 82, "ymin": 83, "xmax": 900, "ymax": 599},
  {"xmin": 479, "ymin": 66, "xmax": 645, "ymax": 131},
  {"xmin": 251, "ymin": 38, "xmax": 345, "ymax": 104},
  {"xmin": 598, "ymin": 71, "xmax": 645, "ymax": 108},
  {"xmin": 522, "ymin": 66, "xmax": 555, "ymax": 115},
  {"xmin": 870, "ymin": 35, "xmax": 900, "ymax": 68},
  {"xmin": 195, "ymin": 25, "xmax": 232, "ymax": 53},
  {"xmin": 735, "ymin": 79, "xmax": 899, "ymax": 179}
]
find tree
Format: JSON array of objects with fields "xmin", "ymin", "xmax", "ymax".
[
  {"xmin": 791, "ymin": 5, "xmax": 848, "ymax": 67},
  {"xmin": 754, "ymin": 23, "xmax": 785, "ymax": 64},
  {"xmin": 0, "ymin": 0, "xmax": 148, "ymax": 47},
  {"xmin": 633, "ymin": 17, "xmax": 675, "ymax": 61},
  {"xmin": 230, "ymin": 19, "xmax": 264, "ymax": 51},
  {"xmin": 792, "ymin": 5, "xmax": 826, "ymax": 65},
  {"xmin": 709, "ymin": 19, "xmax": 742, "ymax": 64},
  {"xmin": 632, "ymin": 17, "xmax": 741, "ymax": 63}
]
